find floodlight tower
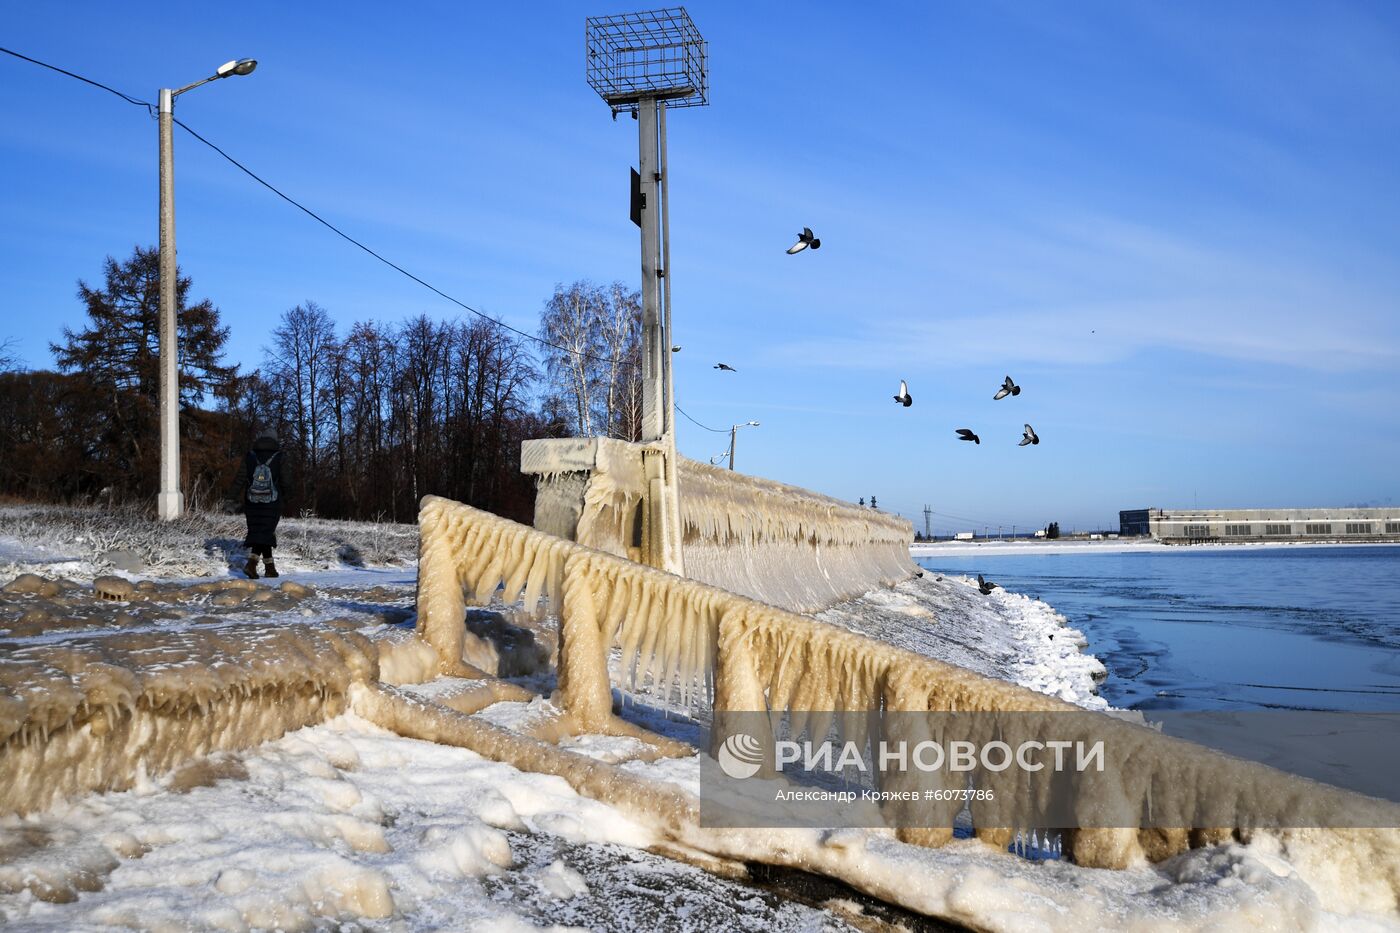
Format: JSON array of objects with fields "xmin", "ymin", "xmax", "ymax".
[{"xmin": 586, "ymin": 7, "xmax": 708, "ymax": 574}]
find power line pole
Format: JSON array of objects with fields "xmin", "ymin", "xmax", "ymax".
[
  {"xmin": 157, "ymin": 87, "xmax": 180, "ymax": 521},
  {"xmin": 923, "ymin": 504, "xmax": 932, "ymax": 540},
  {"xmin": 155, "ymin": 58, "xmax": 258, "ymax": 520}
]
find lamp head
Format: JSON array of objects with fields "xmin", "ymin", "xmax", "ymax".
[
  {"xmin": 747, "ymin": 420, "xmax": 761, "ymax": 427},
  {"xmin": 216, "ymin": 59, "xmax": 258, "ymax": 78}
]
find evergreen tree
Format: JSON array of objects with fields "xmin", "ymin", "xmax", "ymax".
[{"xmin": 50, "ymin": 246, "xmax": 236, "ymax": 499}]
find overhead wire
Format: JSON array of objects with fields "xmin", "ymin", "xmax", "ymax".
[
  {"xmin": 0, "ymin": 46, "xmax": 155, "ymax": 115},
  {"xmin": 675, "ymin": 404, "xmax": 729, "ymax": 433},
  {"xmin": 0, "ymin": 45, "xmax": 628, "ymax": 367},
  {"xmin": 1, "ymin": 45, "xmax": 787, "ymax": 437}
]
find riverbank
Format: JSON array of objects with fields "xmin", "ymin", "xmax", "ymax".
[
  {"xmin": 816, "ymin": 573, "xmax": 1110, "ymax": 710},
  {"xmin": 914, "ymin": 537, "xmax": 1400, "ymax": 558}
]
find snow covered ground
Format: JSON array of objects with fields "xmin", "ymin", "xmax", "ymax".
[
  {"xmin": 1, "ymin": 510, "xmax": 1397, "ymax": 931},
  {"xmin": 5, "ymin": 702, "xmax": 1390, "ymax": 932},
  {"xmin": 817, "ymin": 573, "xmax": 1109, "ymax": 710},
  {"xmin": 0, "ymin": 505, "xmax": 418, "ymax": 583},
  {"xmin": 0, "ymin": 716, "xmax": 866, "ymax": 932}
]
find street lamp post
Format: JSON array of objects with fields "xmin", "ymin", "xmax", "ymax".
[
  {"xmin": 157, "ymin": 58, "xmax": 257, "ymax": 521},
  {"xmin": 727, "ymin": 420, "xmax": 760, "ymax": 471}
]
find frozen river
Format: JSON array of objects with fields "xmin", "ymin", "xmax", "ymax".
[{"xmin": 915, "ymin": 544, "xmax": 1400, "ymax": 713}]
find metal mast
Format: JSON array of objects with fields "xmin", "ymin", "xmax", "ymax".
[{"xmin": 586, "ymin": 8, "xmax": 708, "ymax": 574}]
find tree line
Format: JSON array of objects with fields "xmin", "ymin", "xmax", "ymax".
[{"xmin": 0, "ymin": 246, "xmax": 643, "ymax": 525}]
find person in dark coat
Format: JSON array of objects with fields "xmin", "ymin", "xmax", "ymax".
[{"xmin": 232, "ymin": 428, "xmax": 287, "ymax": 578}]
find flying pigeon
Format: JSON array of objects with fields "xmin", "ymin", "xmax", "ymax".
[
  {"xmin": 956, "ymin": 428, "xmax": 980, "ymax": 445},
  {"xmin": 1019, "ymin": 423, "xmax": 1040, "ymax": 447},
  {"xmin": 978, "ymin": 574, "xmax": 998, "ymax": 595},
  {"xmin": 893, "ymin": 379, "xmax": 913, "ymax": 407},
  {"xmin": 786, "ymin": 227, "xmax": 821, "ymax": 254},
  {"xmin": 993, "ymin": 375, "xmax": 1021, "ymax": 400},
  {"xmin": 714, "ymin": 363, "xmax": 737, "ymax": 372},
  {"xmin": 671, "ymin": 345, "xmax": 682, "ymax": 352}
]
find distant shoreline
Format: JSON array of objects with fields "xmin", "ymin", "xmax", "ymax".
[{"xmin": 910, "ymin": 538, "xmax": 1400, "ymax": 557}]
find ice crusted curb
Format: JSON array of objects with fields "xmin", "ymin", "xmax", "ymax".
[
  {"xmin": 818, "ymin": 574, "xmax": 1110, "ymax": 711},
  {"xmin": 0, "ymin": 505, "xmax": 417, "ymax": 582}
]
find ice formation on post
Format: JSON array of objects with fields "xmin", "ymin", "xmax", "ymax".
[{"xmin": 417, "ymin": 494, "xmax": 577, "ymax": 675}]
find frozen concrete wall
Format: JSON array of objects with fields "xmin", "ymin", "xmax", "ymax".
[
  {"xmin": 677, "ymin": 458, "xmax": 916, "ymax": 612},
  {"xmin": 521, "ymin": 438, "xmax": 917, "ymax": 613}
]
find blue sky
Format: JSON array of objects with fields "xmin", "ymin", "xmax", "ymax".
[{"xmin": 3, "ymin": 1, "xmax": 1398, "ymax": 532}]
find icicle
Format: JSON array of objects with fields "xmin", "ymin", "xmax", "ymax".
[
  {"xmin": 522, "ymin": 546, "xmax": 550, "ymax": 619},
  {"xmin": 501, "ymin": 533, "xmax": 531, "ymax": 604},
  {"xmin": 655, "ymin": 588, "xmax": 683, "ymax": 706},
  {"xmin": 596, "ymin": 565, "xmax": 630, "ymax": 647},
  {"xmin": 546, "ymin": 544, "xmax": 566, "ymax": 617},
  {"xmin": 619, "ymin": 579, "xmax": 653, "ymax": 690}
]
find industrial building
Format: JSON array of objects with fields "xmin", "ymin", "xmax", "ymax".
[{"xmin": 1118, "ymin": 508, "xmax": 1400, "ymax": 544}]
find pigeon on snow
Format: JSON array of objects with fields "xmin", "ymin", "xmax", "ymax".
[
  {"xmin": 993, "ymin": 375, "xmax": 1021, "ymax": 400},
  {"xmin": 1019, "ymin": 423, "xmax": 1040, "ymax": 447},
  {"xmin": 978, "ymin": 574, "xmax": 998, "ymax": 595},
  {"xmin": 786, "ymin": 227, "xmax": 821, "ymax": 254},
  {"xmin": 893, "ymin": 379, "xmax": 913, "ymax": 407},
  {"xmin": 714, "ymin": 363, "xmax": 737, "ymax": 372},
  {"xmin": 956, "ymin": 428, "xmax": 980, "ymax": 445}
]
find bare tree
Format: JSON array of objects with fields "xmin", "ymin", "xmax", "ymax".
[
  {"xmin": 0, "ymin": 337, "xmax": 21, "ymax": 373},
  {"xmin": 264, "ymin": 301, "xmax": 338, "ymax": 507},
  {"xmin": 537, "ymin": 280, "xmax": 641, "ymax": 439},
  {"xmin": 596, "ymin": 281, "xmax": 642, "ymax": 439},
  {"xmin": 539, "ymin": 282, "xmax": 603, "ymax": 436}
]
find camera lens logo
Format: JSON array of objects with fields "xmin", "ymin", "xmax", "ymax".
[{"xmin": 717, "ymin": 733, "xmax": 764, "ymax": 779}]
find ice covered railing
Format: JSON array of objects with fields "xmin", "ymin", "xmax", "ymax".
[{"xmin": 416, "ymin": 495, "xmax": 1400, "ymax": 877}]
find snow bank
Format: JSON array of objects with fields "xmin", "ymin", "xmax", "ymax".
[
  {"xmin": 0, "ymin": 715, "xmax": 878, "ymax": 932},
  {"xmin": 911, "ymin": 539, "xmax": 1166, "ymax": 557},
  {"xmin": 3, "ymin": 704, "xmax": 1394, "ymax": 931},
  {"xmin": 817, "ymin": 574, "xmax": 1108, "ymax": 710}
]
